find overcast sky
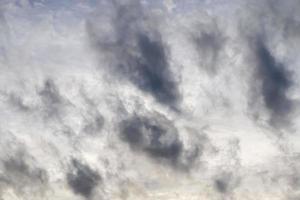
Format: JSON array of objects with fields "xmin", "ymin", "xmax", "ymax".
[{"xmin": 0, "ymin": 0, "xmax": 300, "ymax": 200}]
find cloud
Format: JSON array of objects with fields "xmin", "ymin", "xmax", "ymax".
[
  {"xmin": 67, "ymin": 159, "xmax": 101, "ymax": 198},
  {"xmin": 38, "ymin": 79, "xmax": 68, "ymax": 119},
  {"xmin": 0, "ymin": 0, "xmax": 300, "ymax": 199},
  {"xmin": 0, "ymin": 151, "xmax": 48, "ymax": 195},
  {"xmin": 254, "ymin": 37, "xmax": 293, "ymax": 126},
  {"xmin": 7, "ymin": 92, "xmax": 31, "ymax": 111},
  {"xmin": 192, "ymin": 21, "xmax": 226, "ymax": 75},
  {"xmin": 82, "ymin": 115, "xmax": 104, "ymax": 135},
  {"xmin": 119, "ymin": 112, "xmax": 206, "ymax": 171},
  {"xmin": 87, "ymin": 0, "xmax": 180, "ymax": 108},
  {"xmin": 239, "ymin": 0, "xmax": 300, "ymax": 128},
  {"xmin": 120, "ymin": 113, "xmax": 182, "ymax": 164},
  {"xmin": 213, "ymin": 172, "xmax": 240, "ymax": 194}
]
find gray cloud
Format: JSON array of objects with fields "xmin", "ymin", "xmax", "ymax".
[
  {"xmin": 192, "ymin": 22, "xmax": 226, "ymax": 75},
  {"xmin": 213, "ymin": 172, "xmax": 241, "ymax": 194},
  {"xmin": 87, "ymin": 1, "xmax": 180, "ymax": 108},
  {"xmin": 80, "ymin": 90, "xmax": 105, "ymax": 135},
  {"xmin": 82, "ymin": 115, "xmax": 104, "ymax": 135},
  {"xmin": 1, "ymin": 0, "xmax": 300, "ymax": 199},
  {"xmin": 266, "ymin": 0, "xmax": 300, "ymax": 44},
  {"xmin": 38, "ymin": 79, "xmax": 65, "ymax": 118},
  {"xmin": 120, "ymin": 113, "xmax": 182, "ymax": 164},
  {"xmin": 0, "ymin": 11, "xmax": 9, "ymax": 62},
  {"xmin": 0, "ymin": 152, "xmax": 48, "ymax": 195},
  {"xmin": 119, "ymin": 112, "xmax": 205, "ymax": 171},
  {"xmin": 253, "ymin": 37, "xmax": 294, "ymax": 127},
  {"xmin": 132, "ymin": 33, "xmax": 180, "ymax": 106},
  {"xmin": 67, "ymin": 159, "xmax": 101, "ymax": 198},
  {"xmin": 239, "ymin": 0, "xmax": 300, "ymax": 128}
]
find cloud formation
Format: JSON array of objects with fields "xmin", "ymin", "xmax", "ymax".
[
  {"xmin": 254, "ymin": 37, "xmax": 294, "ymax": 126},
  {"xmin": 67, "ymin": 159, "xmax": 101, "ymax": 198},
  {"xmin": 87, "ymin": 0, "xmax": 180, "ymax": 108},
  {"xmin": 0, "ymin": 0, "xmax": 299, "ymax": 199},
  {"xmin": 120, "ymin": 113, "xmax": 183, "ymax": 164}
]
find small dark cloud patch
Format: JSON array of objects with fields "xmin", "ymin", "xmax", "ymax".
[
  {"xmin": 289, "ymin": 174, "xmax": 300, "ymax": 191},
  {"xmin": 38, "ymin": 79, "xmax": 64, "ymax": 118},
  {"xmin": 131, "ymin": 33, "xmax": 179, "ymax": 106},
  {"xmin": 214, "ymin": 178, "xmax": 228, "ymax": 193},
  {"xmin": 120, "ymin": 113, "xmax": 182, "ymax": 165},
  {"xmin": 254, "ymin": 38, "xmax": 294, "ymax": 126},
  {"xmin": 87, "ymin": 1, "xmax": 180, "ymax": 108},
  {"xmin": 3, "ymin": 157, "xmax": 48, "ymax": 184},
  {"xmin": 80, "ymin": 91, "xmax": 105, "ymax": 135},
  {"xmin": 119, "ymin": 114, "xmax": 210, "ymax": 171},
  {"xmin": 214, "ymin": 172, "xmax": 240, "ymax": 194},
  {"xmin": 0, "ymin": 153, "xmax": 48, "ymax": 194},
  {"xmin": 39, "ymin": 79, "xmax": 62, "ymax": 105},
  {"xmin": 284, "ymin": 17, "xmax": 300, "ymax": 41},
  {"xmin": 67, "ymin": 159, "xmax": 101, "ymax": 198},
  {"xmin": 193, "ymin": 27, "xmax": 225, "ymax": 74},
  {"xmin": 83, "ymin": 115, "xmax": 104, "ymax": 135}
]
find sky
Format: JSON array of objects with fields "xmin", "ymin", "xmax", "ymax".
[{"xmin": 0, "ymin": 0, "xmax": 300, "ymax": 199}]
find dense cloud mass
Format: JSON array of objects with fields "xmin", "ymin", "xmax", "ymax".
[{"xmin": 0, "ymin": 0, "xmax": 300, "ymax": 199}]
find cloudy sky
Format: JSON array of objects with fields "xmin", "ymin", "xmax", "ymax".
[{"xmin": 0, "ymin": 0, "xmax": 300, "ymax": 199}]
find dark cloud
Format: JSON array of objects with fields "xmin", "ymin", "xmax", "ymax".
[
  {"xmin": 289, "ymin": 173, "xmax": 300, "ymax": 191},
  {"xmin": 285, "ymin": 156, "xmax": 300, "ymax": 192},
  {"xmin": 241, "ymin": 0, "xmax": 299, "ymax": 129},
  {"xmin": 0, "ymin": 152, "xmax": 48, "ymax": 194},
  {"xmin": 120, "ymin": 113, "xmax": 182, "ymax": 164},
  {"xmin": 214, "ymin": 172, "xmax": 240, "ymax": 194},
  {"xmin": 67, "ymin": 159, "xmax": 101, "ymax": 198},
  {"xmin": 264, "ymin": 0, "xmax": 300, "ymax": 42},
  {"xmin": 38, "ymin": 79, "xmax": 64, "ymax": 118},
  {"xmin": 119, "ymin": 112, "xmax": 205, "ymax": 170},
  {"xmin": 80, "ymin": 91, "xmax": 105, "ymax": 135},
  {"xmin": 83, "ymin": 115, "xmax": 104, "ymax": 135},
  {"xmin": 254, "ymin": 38, "xmax": 294, "ymax": 126},
  {"xmin": 87, "ymin": 1, "xmax": 180, "ymax": 108},
  {"xmin": 214, "ymin": 178, "xmax": 227, "ymax": 193},
  {"xmin": 131, "ymin": 33, "xmax": 179, "ymax": 106},
  {"xmin": 193, "ymin": 23, "xmax": 226, "ymax": 74},
  {"xmin": 0, "ymin": 9, "xmax": 9, "ymax": 62},
  {"xmin": 284, "ymin": 17, "xmax": 300, "ymax": 42}
]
